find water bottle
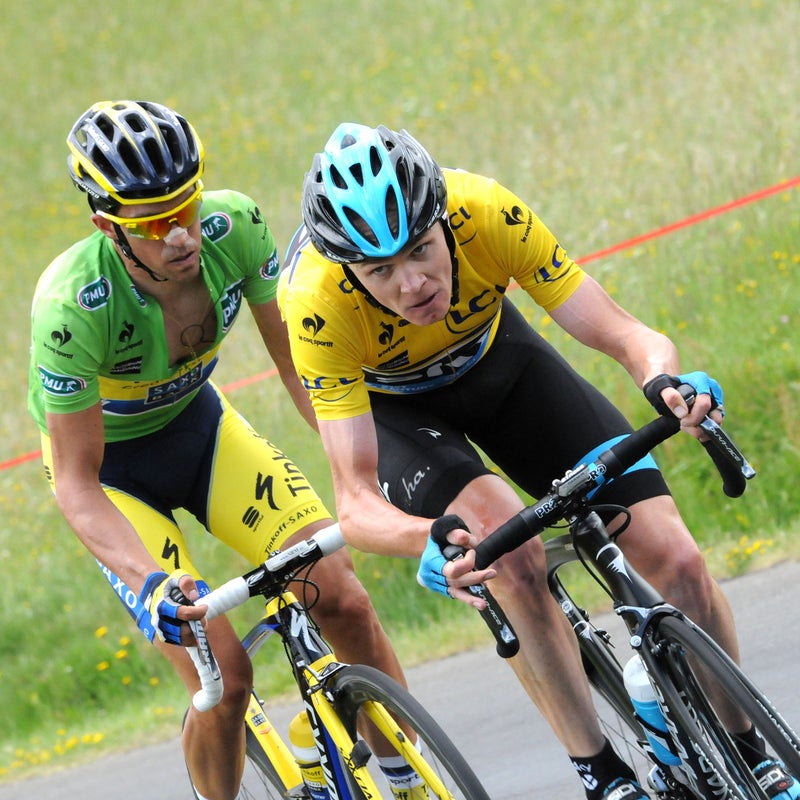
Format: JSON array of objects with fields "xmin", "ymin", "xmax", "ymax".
[
  {"xmin": 623, "ymin": 654, "xmax": 681, "ymax": 767},
  {"xmin": 289, "ymin": 710, "xmax": 330, "ymax": 800}
]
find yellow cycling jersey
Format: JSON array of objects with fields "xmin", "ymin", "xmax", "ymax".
[{"xmin": 278, "ymin": 168, "xmax": 586, "ymax": 420}]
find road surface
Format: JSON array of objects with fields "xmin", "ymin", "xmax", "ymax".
[{"xmin": 2, "ymin": 561, "xmax": 799, "ymax": 799}]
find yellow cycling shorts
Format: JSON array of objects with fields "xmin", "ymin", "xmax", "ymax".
[{"xmin": 40, "ymin": 382, "xmax": 331, "ymax": 579}]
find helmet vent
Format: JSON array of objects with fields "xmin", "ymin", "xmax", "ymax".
[
  {"xmin": 329, "ymin": 165, "xmax": 348, "ymax": 190},
  {"xmin": 369, "ymin": 146, "xmax": 382, "ymax": 177},
  {"xmin": 344, "ymin": 207, "xmax": 378, "ymax": 247},
  {"xmin": 385, "ymin": 187, "xmax": 400, "ymax": 238}
]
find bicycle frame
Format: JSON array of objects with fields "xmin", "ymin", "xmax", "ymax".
[
  {"xmin": 243, "ymin": 589, "xmax": 372, "ymax": 800},
  {"xmin": 241, "ymin": 587, "xmax": 451, "ymax": 800}
]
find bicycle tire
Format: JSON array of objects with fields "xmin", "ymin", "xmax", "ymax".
[
  {"xmin": 240, "ymin": 726, "xmax": 291, "ymax": 800},
  {"xmin": 546, "ymin": 538, "xmax": 722, "ymax": 799},
  {"xmin": 642, "ymin": 615, "xmax": 800, "ymax": 800},
  {"xmin": 330, "ymin": 664, "xmax": 491, "ymax": 800}
]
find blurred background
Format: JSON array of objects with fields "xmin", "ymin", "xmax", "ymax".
[{"xmin": 1, "ymin": 0, "xmax": 797, "ymax": 782}]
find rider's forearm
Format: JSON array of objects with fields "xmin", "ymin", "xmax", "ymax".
[
  {"xmin": 55, "ymin": 479, "xmax": 160, "ymax": 593},
  {"xmin": 335, "ymin": 483, "xmax": 432, "ymax": 558}
]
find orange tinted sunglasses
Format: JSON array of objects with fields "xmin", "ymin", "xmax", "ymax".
[{"xmin": 98, "ymin": 182, "xmax": 203, "ymax": 240}]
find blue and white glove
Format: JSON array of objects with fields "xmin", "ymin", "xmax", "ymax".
[
  {"xmin": 643, "ymin": 371, "xmax": 724, "ymax": 417},
  {"xmin": 136, "ymin": 570, "xmax": 208, "ymax": 645},
  {"xmin": 416, "ymin": 514, "xmax": 470, "ymax": 598},
  {"xmin": 417, "ymin": 536, "xmax": 451, "ymax": 597}
]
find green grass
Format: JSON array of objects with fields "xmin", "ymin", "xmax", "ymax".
[{"xmin": 1, "ymin": 0, "xmax": 799, "ymax": 783}]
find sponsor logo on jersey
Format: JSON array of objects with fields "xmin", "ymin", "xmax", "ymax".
[
  {"xmin": 260, "ymin": 249, "xmax": 280, "ymax": 280},
  {"xmin": 110, "ymin": 357, "xmax": 143, "ymax": 375},
  {"xmin": 78, "ymin": 276, "xmax": 112, "ymax": 310},
  {"xmin": 145, "ymin": 364, "xmax": 204, "ymax": 405},
  {"xmin": 38, "ymin": 366, "xmax": 86, "ymax": 396},
  {"xmin": 44, "ymin": 325, "xmax": 74, "ymax": 358},
  {"xmin": 299, "ymin": 314, "xmax": 333, "ymax": 347},
  {"xmin": 201, "ymin": 211, "xmax": 232, "ymax": 242},
  {"xmin": 220, "ymin": 281, "xmax": 244, "ymax": 331},
  {"xmin": 115, "ymin": 320, "xmax": 143, "ymax": 354}
]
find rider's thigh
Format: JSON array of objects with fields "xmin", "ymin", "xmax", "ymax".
[
  {"xmin": 615, "ymin": 494, "xmax": 713, "ymax": 601},
  {"xmin": 443, "ymin": 473, "xmax": 526, "ymax": 539},
  {"xmin": 444, "ymin": 473, "xmax": 552, "ymax": 598},
  {"xmin": 285, "ymin": 531, "xmax": 379, "ymax": 624},
  {"xmin": 162, "ymin": 614, "xmax": 253, "ymax": 713}
]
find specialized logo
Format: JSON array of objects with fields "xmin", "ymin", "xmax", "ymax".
[
  {"xmin": 242, "ymin": 505, "xmax": 263, "ymax": 530},
  {"xmin": 38, "ymin": 366, "xmax": 85, "ymax": 396},
  {"xmin": 417, "ymin": 427, "xmax": 442, "ymax": 439},
  {"xmin": 161, "ymin": 538, "xmax": 181, "ymax": 570},
  {"xmin": 78, "ymin": 276, "xmax": 111, "ymax": 310},
  {"xmin": 201, "ymin": 211, "xmax": 232, "ymax": 242}
]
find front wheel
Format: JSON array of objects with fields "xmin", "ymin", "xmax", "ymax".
[
  {"xmin": 643, "ymin": 615, "xmax": 800, "ymax": 800},
  {"xmin": 330, "ymin": 664, "xmax": 491, "ymax": 800}
]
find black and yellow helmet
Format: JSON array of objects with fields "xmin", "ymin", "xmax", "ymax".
[{"xmin": 67, "ymin": 100, "xmax": 204, "ymax": 211}]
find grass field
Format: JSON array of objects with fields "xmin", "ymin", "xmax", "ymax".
[{"xmin": 1, "ymin": 0, "xmax": 798, "ymax": 783}]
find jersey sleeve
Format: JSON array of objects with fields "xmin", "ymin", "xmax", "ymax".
[
  {"xmin": 202, "ymin": 190, "xmax": 281, "ymax": 305},
  {"xmin": 29, "ymin": 290, "xmax": 107, "ymax": 417},
  {"xmin": 481, "ymin": 176, "xmax": 586, "ymax": 312},
  {"xmin": 278, "ymin": 259, "xmax": 372, "ymax": 421}
]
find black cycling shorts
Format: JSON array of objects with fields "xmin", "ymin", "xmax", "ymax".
[{"xmin": 370, "ymin": 299, "xmax": 669, "ymax": 518}]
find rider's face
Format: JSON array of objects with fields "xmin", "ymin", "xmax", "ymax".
[
  {"xmin": 348, "ymin": 223, "xmax": 452, "ymax": 325},
  {"xmin": 92, "ymin": 188, "xmax": 203, "ymax": 283}
]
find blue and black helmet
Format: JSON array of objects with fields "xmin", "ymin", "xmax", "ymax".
[
  {"xmin": 67, "ymin": 100, "xmax": 204, "ymax": 212},
  {"xmin": 302, "ymin": 123, "xmax": 447, "ymax": 263}
]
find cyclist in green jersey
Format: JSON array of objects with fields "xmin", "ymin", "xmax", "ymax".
[
  {"xmin": 27, "ymin": 102, "xmax": 409, "ymax": 800},
  {"xmin": 278, "ymin": 123, "xmax": 799, "ymax": 800}
]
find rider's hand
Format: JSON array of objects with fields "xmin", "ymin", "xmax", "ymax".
[
  {"xmin": 416, "ymin": 515, "xmax": 496, "ymax": 608},
  {"xmin": 136, "ymin": 569, "xmax": 207, "ymax": 645},
  {"xmin": 643, "ymin": 371, "xmax": 724, "ymax": 436}
]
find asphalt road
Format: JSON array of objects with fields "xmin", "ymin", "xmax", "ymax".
[{"xmin": 3, "ymin": 561, "xmax": 800, "ymax": 800}]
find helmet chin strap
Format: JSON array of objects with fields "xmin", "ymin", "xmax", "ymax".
[{"xmin": 112, "ymin": 223, "xmax": 168, "ymax": 283}]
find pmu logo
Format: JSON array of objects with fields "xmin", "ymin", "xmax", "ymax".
[
  {"xmin": 77, "ymin": 276, "xmax": 111, "ymax": 310},
  {"xmin": 302, "ymin": 314, "xmax": 325, "ymax": 336},
  {"xmin": 201, "ymin": 212, "xmax": 232, "ymax": 242},
  {"xmin": 38, "ymin": 366, "xmax": 85, "ymax": 396}
]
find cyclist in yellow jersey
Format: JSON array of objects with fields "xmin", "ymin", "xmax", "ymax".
[
  {"xmin": 279, "ymin": 124, "xmax": 798, "ymax": 800},
  {"xmin": 28, "ymin": 103, "xmax": 413, "ymax": 800}
]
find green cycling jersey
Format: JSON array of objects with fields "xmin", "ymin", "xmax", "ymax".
[{"xmin": 28, "ymin": 189, "xmax": 280, "ymax": 441}]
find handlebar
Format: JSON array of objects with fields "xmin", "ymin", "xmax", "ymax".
[
  {"xmin": 433, "ymin": 402, "xmax": 754, "ymax": 658},
  {"xmin": 476, "ymin": 405, "xmax": 754, "ymax": 571},
  {"xmin": 187, "ymin": 523, "xmax": 345, "ymax": 711}
]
